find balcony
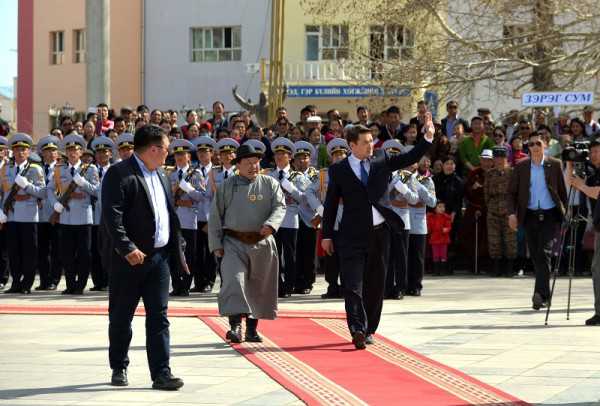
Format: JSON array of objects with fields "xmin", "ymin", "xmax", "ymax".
[{"xmin": 251, "ymin": 60, "xmax": 374, "ymax": 83}]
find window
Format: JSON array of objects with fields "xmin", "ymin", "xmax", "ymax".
[
  {"xmin": 190, "ymin": 27, "xmax": 242, "ymax": 62},
  {"xmin": 50, "ymin": 31, "xmax": 64, "ymax": 65},
  {"xmin": 73, "ymin": 29, "xmax": 86, "ymax": 63},
  {"xmin": 305, "ymin": 25, "xmax": 349, "ymax": 61},
  {"xmin": 369, "ymin": 25, "xmax": 415, "ymax": 61}
]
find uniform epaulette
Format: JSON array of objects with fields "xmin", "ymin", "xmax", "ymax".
[
  {"xmin": 259, "ymin": 168, "xmax": 272, "ymax": 175},
  {"xmin": 29, "ymin": 163, "xmax": 42, "ymax": 169},
  {"xmin": 212, "ymin": 165, "xmax": 223, "ymax": 172},
  {"xmin": 307, "ymin": 167, "xmax": 318, "ymax": 176}
]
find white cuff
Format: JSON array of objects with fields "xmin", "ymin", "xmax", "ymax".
[
  {"xmin": 0, "ymin": 210, "xmax": 7, "ymax": 223},
  {"xmin": 316, "ymin": 205, "xmax": 324, "ymax": 217},
  {"xmin": 179, "ymin": 179, "xmax": 195, "ymax": 194},
  {"xmin": 394, "ymin": 180, "xmax": 409, "ymax": 195},
  {"xmin": 53, "ymin": 202, "xmax": 64, "ymax": 213},
  {"xmin": 280, "ymin": 178, "xmax": 296, "ymax": 193},
  {"xmin": 14, "ymin": 174, "xmax": 30, "ymax": 188},
  {"xmin": 73, "ymin": 173, "xmax": 86, "ymax": 187}
]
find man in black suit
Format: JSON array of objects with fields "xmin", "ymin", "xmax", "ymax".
[
  {"xmin": 101, "ymin": 125, "xmax": 189, "ymax": 390},
  {"xmin": 440, "ymin": 100, "xmax": 469, "ymax": 138},
  {"xmin": 321, "ymin": 119, "xmax": 435, "ymax": 349}
]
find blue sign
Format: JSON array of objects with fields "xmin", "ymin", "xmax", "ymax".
[
  {"xmin": 287, "ymin": 86, "xmax": 411, "ymax": 98},
  {"xmin": 522, "ymin": 91, "xmax": 594, "ymax": 107}
]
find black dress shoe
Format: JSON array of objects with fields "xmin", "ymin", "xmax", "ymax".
[
  {"xmin": 71, "ymin": 289, "xmax": 84, "ymax": 295},
  {"xmin": 245, "ymin": 330, "xmax": 263, "ymax": 342},
  {"xmin": 152, "ymin": 371, "xmax": 184, "ymax": 391},
  {"xmin": 61, "ymin": 288, "xmax": 73, "ymax": 295},
  {"xmin": 321, "ymin": 291, "xmax": 340, "ymax": 299},
  {"xmin": 585, "ymin": 314, "xmax": 600, "ymax": 326},
  {"xmin": 225, "ymin": 324, "xmax": 243, "ymax": 343},
  {"xmin": 189, "ymin": 286, "xmax": 203, "ymax": 293},
  {"xmin": 20, "ymin": 289, "xmax": 31, "ymax": 294},
  {"xmin": 89, "ymin": 286, "xmax": 102, "ymax": 292},
  {"xmin": 179, "ymin": 290, "xmax": 190, "ymax": 297},
  {"xmin": 365, "ymin": 334, "xmax": 375, "ymax": 345},
  {"xmin": 111, "ymin": 369, "xmax": 128, "ymax": 386},
  {"xmin": 34, "ymin": 285, "xmax": 46, "ymax": 291},
  {"xmin": 352, "ymin": 331, "xmax": 366, "ymax": 350},
  {"xmin": 202, "ymin": 285, "xmax": 213, "ymax": 293},
  {"xmin": 169, "ymin": 290, "xmax": 180, "ymax": 297},
  {"xmin": 46, "ymin": 284, "xmax": 57, "ymax": 290},
  {"xmin": 532, "ymin": 292, "xmax": 544, "ymax": 310},
  {"xmin": 4, "ymin": 286, "xmax": 21, "ymax": 294},
  {"xmin": 278, "ymin": 292, "xmax": 291, "ymax": 298}
]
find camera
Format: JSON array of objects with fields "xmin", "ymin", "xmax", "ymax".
[{"xmin": 562, "ymin": 141, "xmax": 589, "ymax": 163}]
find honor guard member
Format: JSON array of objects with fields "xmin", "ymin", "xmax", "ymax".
[
  {"xmin": 167, "ymin": 139, "xmax": 204, "ymax": 296},
  {"xmin": 191, "ymin": 135, "xmax": 217, "ymax": 293},
  {"xmin": 0, "ymin": 133, "xmax": 46, "ymax": 294},
  {"xmin": 210, "ymin": 138, "xmax": 239, "ymax": 193},
  {"xmin": 306, "ymin": 138, "xmax": 348, "ymax": 298},
  {"xmin": 268, "ymin": 137, "xmax": 312, "ymax": 297},
  {"xmin": 0, "ymin": 136, "xmax": 8, "ymax": 289},
  {"xmin": 82, "ymin": 149, "xmax": 95, "ymax": 165},
  {"xmin": 292, "ymin": 140, "xmax": 318, "ymax": 294},
  {"xmin": 37, "ymin": 135, "xmax": 62, "ymax": 290},
  {"xmin": 208, "ymin": 143, "xmax": 286, "ymax": 343},
  {"xmin": 90, "ymin": 136, "xmax": 115, "ymax": 291},
  {"xmin": 484, "ymin": 146, "xmax": 517, "ymax": 276},
  {"xmin": 116, "ymin": 133, "xmax": 135, "ymax": 162},
  {"xmin": 381, "ymin": 139, "xmax": 422, "ymax": 299},
  {"xmin": 407, "ymin": 158, "xmax": 437, "ymax": 296},
  {"xmin": 49, "ymin": 134, "xmax": 100, "ymax": 294},
  {"xmin": 243, "ymin": 139, "xmax": 268, "ymax": 169}
]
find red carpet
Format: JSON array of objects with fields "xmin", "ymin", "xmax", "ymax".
[
  {"xmin": 0, "ymin": 304, "xmax": 528, "ymax": 405},
  {"xmin": 202, "ymin": 316, "xmax": 529, "ymax": 406}
]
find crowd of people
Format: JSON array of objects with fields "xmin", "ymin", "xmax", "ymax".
[{"xmin": 0, "ymin": 99, "xmax": 599, "ymax": 302}]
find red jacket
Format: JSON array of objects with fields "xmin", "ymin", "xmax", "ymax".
[{"xmin": 427, "ymin": 212, "xmax": 452, "ymax": 245}]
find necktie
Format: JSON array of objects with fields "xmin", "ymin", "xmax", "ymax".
[
  {"xmin": 360, "ymin": 160, "xmax": 369, "ymax": 187},
  {"xmin": 70, "ymin": 167, "xmax": 75, "ymax": 177},
  {"xmin": 178, "ymin": 169, "xmax": 183, "ymax": 181},
  {"xmin": 201, "ymin": 167, "xmax": 206, "ymax": 177},
  {"xmin": 278, "ymin": 170, "xmax": 284, "ymax": 181},
  {"xmin": 99, "ymin": 167, "xmax": 104, "ymax": 179},
  {"xmin": 224, "ymin": 170, "xmax": 228, "ymax": 179},
  {"xmin": 15, "ymin": 166, "xmax": 20, "ymax": 176},
  {"xmin": 44, "ymin": 164, "xmax": 49, "ymax": 177}
]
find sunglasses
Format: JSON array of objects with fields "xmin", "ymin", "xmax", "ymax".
[{"xmin": 529, "ymin": 141, "xmax": 543, "ymax": 147}]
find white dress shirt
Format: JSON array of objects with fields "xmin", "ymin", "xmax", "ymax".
[
  {"xmin": 347, "ymin": 154, "xmax": 385, "ymax": 226},
  {"xmin": 134, "ymin": 154, "xmax": 170, "ymax": 248}
]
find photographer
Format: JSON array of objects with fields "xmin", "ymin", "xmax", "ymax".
[{"xmin": 566, "ymin": 139, "xmax": 600, "ymax": 326}]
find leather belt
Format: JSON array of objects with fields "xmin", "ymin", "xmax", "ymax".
[
  {"xmin": 70, "ymin": 192, "xmax": 87, "ymax": 199},
  {"xmin": 13, "ymin": 194, "xmax": 31, "ymax": 201},
  {"xmin": 175, "ymin": 199, "xmax": 194, "ymax": 208},
  {"xmin": 391, "ymin": 200, "xmax": 408, "ymax": 208},
  {"xmin": 224, "ymin": 229, "xmax": 265, "ymax": 245},
  {"xmin": 409, "ymin": 203, "xmax": 425, "ymax": 208}
]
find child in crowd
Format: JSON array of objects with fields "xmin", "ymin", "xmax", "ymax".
[{"xmin": 426, "ymin": 201, "xmax": 452, "ymax": 275}]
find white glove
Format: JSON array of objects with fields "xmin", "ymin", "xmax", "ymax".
[
  {"xmin": 0, "ymin": 209, "xmax": 7, "ymax": 224},
  {"xmin": 14, "ymin": 174, "xmax": 30, "ymax": 189},
  {"xmin": 73, "ymin": 173, "xmax": 86, "ymax": 187},
  {"xmin": 280, "ymin": 178, "xmax": 297, "ymax": 194},
  {"xmin": 394, "ymin": 180, "xmax": 409, "ymax": 195},
  {"xmin": 53, "ymin": 202, "xmax": 64, "ymax": 213},
  {"xmin": 179, "ymin": 179, "xmax": 195, "ymax": 194},
  {"xmin": 316, "ymin": 205, "xmax": 324, "ymax": 217}
]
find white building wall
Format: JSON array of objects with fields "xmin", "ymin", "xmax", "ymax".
[{"xmin": 144, "ymin": 0, "xmax": 270, "ymax": 116}]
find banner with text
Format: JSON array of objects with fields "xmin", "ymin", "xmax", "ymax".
[{"xmin": 522, "ymin": 91, "xmax": 594, "ymax": 107}]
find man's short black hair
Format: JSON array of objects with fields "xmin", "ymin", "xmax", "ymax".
[
  {"xmin": 471, "ymin": 116, "xmax": 484, "ymax": 123},
  {"xmin": 97, "ymin": 103, "xmax": 109, "ymax": 109},
  {"xmin": 347, "ymin": 124, "xmax": 371, "ymax": 145},
  {"xmin": 387, "ymin": 105, "xmax": 401, "ymax": 115},
  {"xmin": 357, "ymin": 105, "xmax": 368, "ymax": 113},
  {"xmin": 417, "ymin": 100, "xmax": 426, "ymax": 106},
  {"xmin": 136, "ymin": 104, "xmax": 150, "ymax": 113},
  {"xmin": 536, "ymin": 124, "xmax": 552, "ymax": 134},
  {"xmin": 113, "ymin": 116, "xmax": 125, "ymax": 124},
  {"xmin": 134, "ymin": 125, "xmax": 166, "ymax": 152}
]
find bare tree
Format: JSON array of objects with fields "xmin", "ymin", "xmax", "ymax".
[{"xmin": 300, "ymin": 0, "xmax": 600, "ymax": 110}]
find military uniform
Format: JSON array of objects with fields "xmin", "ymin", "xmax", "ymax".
[
  {"xmin": 293, "ymin": 141, "xmax": 319, "ymax": 294},
  {"xmin": 381, "ymin": 140, "xmax": 423, "ymax": 299},
  {"xmin": 0, "ymin": 136, "xmax": 10, "ymax": 288},
  {"xmin": 407, "ymin": 171, "xmax": 437, "ymax": 295},
  {"xmin": 268, "ymin": 137, "xmax": 311, "ymax": 297},
  {"xmin": 0, "ymin": 133, "xmax": 46, "ymax": 293},
  {"xmin": 49, "ymin": 134, "xmax": 100, "ymax": 294},
  {"xmin": 208, "ymin": 143, "xmax": 286, "ymax": 342},
  {"xmin": 90, "ymin": 136, "xmax": 114, "ymax": 290},
  {"xmin": 484, "ymin": 146, "xmax": 517, "ymax": 276},
  {"xmin": 36, "ymin": 135, "xmax": 62, "ymax": 290},
  {"xmin": 115, "ymin": 132, "xmax": 134, "ymax": 162},
  {"xmin": 191, "ymin": 136, "xmax": 217, "ymax": 292},
  {"xmin": 305, "ymin": 138, "xmax": 348, "ymax": 298},
  {"xmin": 167, "ymin": 139, "xmax": 204, "ymax": 296}
]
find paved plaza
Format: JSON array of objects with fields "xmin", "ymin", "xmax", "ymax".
[{"xmin": 1, "ymin": 274, "xmax": 599, "ymax": 405}]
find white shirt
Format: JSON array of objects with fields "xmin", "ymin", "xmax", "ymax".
[
  {"xmin": 222, "ymin": 165, "xmax": 235, "ymax": 179},
  {"xmin": 134, "ymin": 154, "xmax": 170, "ymax": 248},
  {"xmin": 347, "ymin": 154, "xmax": 385, "ymax": 226},
  {"xmin": 276, "ymin": 165, "xmax": 291, "ymax": 180},
  {"xmin": 200, "ymin": 162, "xmax": 212, "ymax": 178}
]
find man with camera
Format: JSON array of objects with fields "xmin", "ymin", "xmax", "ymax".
[
  {"xmin": 567, "ymin": 139, "xmax": 600, "ymax": 325},
  {"xmin": 508, "ymin": 132, "xmax": 568, "ymax": 310}
]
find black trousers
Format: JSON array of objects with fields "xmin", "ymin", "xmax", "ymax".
[
  {"xmin": 0, "ymin": 226, "xmax": 9, "ymax": 285},
  {"xmin": 171, "ymin": 228, "xmax": 195, "ymax": 293},
  {"xmin": 386, "ymin": 229, "xmax": 410, "ymax": 295},
  {"xmin": 109, "ymin": 247, "xmax": 171, "ymax": 380},
  {"xmin": 275, "ymin": 227, "xmax": 298, "ymax": 294},
  {"xmin": 339, "ymin": 225, "xmax": 389, "ymax": 335},
  {"xmin": 38, "ymin": 222, "xmax": 62, "ymax": 287},
  {"xmin": 407, "ymin": 234, "xmax": 426, "ymax": 292},
  {"xmin": 90, "ymin": 225, "xmax": 107, "ymax": 289},
  {"xmin": 6, "ymin": 222, "xmax": 38, "ymax": 290},
  {"xmin": 324, "ymin": 231, "xmax": 342, "ymax": 294},
  {"xmin": 524, "ymin": 209, "xmax": 560, "ymax": 300},
  {"xmin": 195, "ymin": 221, "xmax": 216, "ymax": 288},
  {"xmin": 60, "ymin": 224, "xmax": 92, "ymax": 291},
  {"xmin": 295, "ymin": 221, "xmax": 317, "ymax": 290}
]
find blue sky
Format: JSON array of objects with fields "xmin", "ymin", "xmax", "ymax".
[{"xmin": 0, "ymin": 0, "xmax": 17, "ymax": 93}]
